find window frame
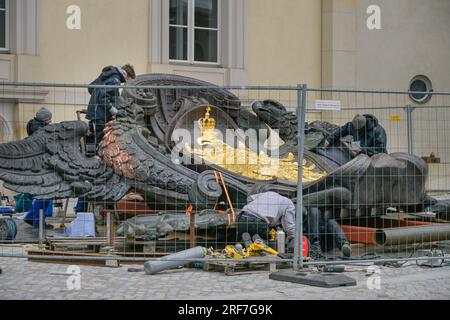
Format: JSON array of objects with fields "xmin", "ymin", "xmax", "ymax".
[
  {"xmin": 0, "ymin": 0, "xmax": 9, "ymax": 52},
  {"xmin": 409, "ymin": 75, "xmax": 433, "ymax": 104},
  {"xmin": 169, "ymin": 0, "xmax": 221, "ymax": 66}
]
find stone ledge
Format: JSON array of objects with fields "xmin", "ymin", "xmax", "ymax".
[{"xmin": 0, "ymin": 87, "xmax": 49, "ymax": 103}]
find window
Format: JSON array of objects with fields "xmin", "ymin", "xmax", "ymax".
[
  {"xmin": 0, "ymin": 0, "xmax": 8, "ymax": 51},
  {"xmin": 169, "ymin": 0, "xmax": 219, "ymax": 64},
  {"xmin": 409, "ymin": 75, "xmax": 433, "ymax": 104}
]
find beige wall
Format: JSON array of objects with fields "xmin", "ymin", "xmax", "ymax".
[
  {"xmin": 323, "ymin": 0, "xmax": 450, "ymax": 91},
  {"xmin": 355, "ymin": 0, "xmax": 450, "ymax": 92},
  {"xmin": 38, "ymin": 0, "xmax": 149, "ymax": 83},
  {"xmin": 245, "ymin": 0, "xmax": 322, "ymax": 87},
  {"xmin": 322, "ymin": 0, "xmax": 450, "ymax": 162},
  {"xmin": 7, "ymin": 0, "xmax": 150, "ymax": 138}
]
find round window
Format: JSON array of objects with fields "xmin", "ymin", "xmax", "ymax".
[{"xmin": 409, "ymin": 75, "xmax": 432, "ymax": 104}]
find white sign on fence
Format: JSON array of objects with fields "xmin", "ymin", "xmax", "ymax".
[{"xmin": 314, "ymin": 100, "xmax": 342, "ymax": 111}]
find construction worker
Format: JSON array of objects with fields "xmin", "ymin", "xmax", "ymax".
[
  {"xmin": 26, "ymin": 107, "xmax": 52, "ymax": 136},
  {"xmin": 22, "ymin": 108, "xmax": 54, "ymax": 229},
  {"xmin": 86, "ymin": 64, "xmax": 136, "ymax": 147},
  {"xmin": 303, "ymin": 207, "xmax": 352, "ymax": 259},
  {"xmin": 237, "ymin": 184, "xmax": 351, "ymax": 259},
  {"xmin": 236, "ymin": 185, "xmax": 296, "ymax": 243},
  {"xmin": 325, "ymin": 114, "xmax": 387, "ymax": 157}
]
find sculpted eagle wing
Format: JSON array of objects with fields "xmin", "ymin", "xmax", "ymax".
[
  {"xmin": 0, "ymin": 121, "xmax": 129, "ymax": 201},
  {"xmin": 98, "ymin": 100, "xmax": 197, "ymax": 196}
]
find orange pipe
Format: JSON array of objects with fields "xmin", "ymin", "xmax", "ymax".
[{"xmin": 341, "ymin": 225, "xmax": 378, "ymax": 244}]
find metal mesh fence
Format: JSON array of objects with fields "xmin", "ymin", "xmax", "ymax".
[
  {"xmin": 299, "ymin": 87, "xmax": 450, "ymax": 268},
  {"xmin": 0, "ymin": 81, "xmax": 449, "ymax": 270}
]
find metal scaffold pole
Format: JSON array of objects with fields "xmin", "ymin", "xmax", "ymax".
[
  {"xmin": 293, "ymin": 84, "xmax": 307, "ymax": 271},
  {"xmin": 405, "ymin": 105, "xmax": 415, "ymax": 155}
]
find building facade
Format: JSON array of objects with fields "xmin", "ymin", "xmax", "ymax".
[{"xmin": 0, "ymin": 0, "xmax": 450, "ymax": 184}]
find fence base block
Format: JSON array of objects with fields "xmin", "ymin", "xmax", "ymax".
[{"xmin": 269, "ymin": 269, "xmax": 357, "ymax": 288}]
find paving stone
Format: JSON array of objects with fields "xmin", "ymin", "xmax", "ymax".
[{"xmin": 1, "ymin": 257, "xmax": 450, "ymax": 299}]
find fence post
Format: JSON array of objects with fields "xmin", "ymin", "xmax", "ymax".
[
  {"xmin": 405, "ymin": 105, "xmax": 415, "ymax": 154},
  {"xmin": 293, "ymin": 84, "xmax": 307, "ymax": 271},
  {"xmin": 106, "ymin": 211, "xmax": 115, "ymax": 248},
  {"xmin": 38, "ymin": 209, "xmax": 44, "ymax": 246}
]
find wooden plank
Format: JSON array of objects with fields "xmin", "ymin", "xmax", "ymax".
[
  {"xmin": 26, "ymin": 250, "xmax": 129, "ymax": 268},
  {"xmin": 28, "ymin": 257, "xmax": 118, "ymax": 268},
  {"xmin": 201, "ymin": 257, "xmax": 291, "ymax": 276}
]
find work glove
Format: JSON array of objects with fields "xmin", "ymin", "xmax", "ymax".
[
  {"xmin": 109, "ymin": 106, "xmax": 118, "ymax": 115},
  {"xmin": 286, "ymin": 236, "xmax": 295, "ymax": 249}
]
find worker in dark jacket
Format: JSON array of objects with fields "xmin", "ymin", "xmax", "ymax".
[
  {"xmin": 86, "ymin": 64, "xmax": 136, "ymax": 146},
  {"xmin": 303, "ymin": 208, "xmax": 351, "ymax": 259},
  {"xmin": 26, "ymin": 107, "xmax": 52, "ymax": 136},
  {"xmin": 23, "ymin": 108, "xmax": 54, "ymax": 229},
  {"xmin": 325, "ymin": 114, "xmax": 387, "ymax": 157}
]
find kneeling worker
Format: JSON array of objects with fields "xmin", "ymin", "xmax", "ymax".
[
  {"xmin": 237, "ymin": 189, "xmax": 296, "ymax": 244},
  {"xmin": 304, "ymin": 207, "xmax": 352, "ymax": 259},
  {"xmin": 236, "ymin": 186, "xmax": 351, "ymax": 258},
  {"xmin": 325, "ymin": 114, "xmax": 387, "ymax": 157}
]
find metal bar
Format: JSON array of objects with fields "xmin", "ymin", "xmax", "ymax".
[
  {"xmin": 2, "ymin": 253, "xmax": 291, "ymax": 263},
  {"xmin": 0, "ymin": 240, "xmax": 41, "ymax": 244},
  {"xmin": 405, "ymin": 105, "xmax": 415, "ymax": 154},
  {"xmin": 305, "ymin": 87, "xmax": 450, "ymax": 95},
  {"xmin": 301, "ymin": 256, "xmax": 449, "ymax": 266},
  {"xmin": 375, "ymin": 224, "xmax": 450, "ymax": 246},
  {"xmin": 0, "ymin": 253, "xmax": 448, "ymax": 265},
  {"xmin": 12, "ymin": 101, "xmax": 450, "ymax": 111},
  {"xmin": 106, "ymin": 211, "xmax": 114, "ymax": 247},
  {"xmin": 0, "ymin": 81, "xmax": 299, "ymax": 91},
  {"xmin": 190, "ymin": 213, "xmax": 196, "ymax": 248},
  {"xmin": 293, "ymin": 84, "xmax": 307, "ymax": 270},
  {"xmin": 354, "ymin": 105, "xmax": 450, "ymax": 110},
  {"xmin": 38, "ymin": 209, "xmax": 44, "ymax": 245},
  {"xmin": 2, "ymin": 81, "xmax": 450, "ymax": 95}
]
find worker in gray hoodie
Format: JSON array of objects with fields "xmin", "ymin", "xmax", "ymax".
[
  {"xmin": 236, "ymin": 185, "xmax": 351, "ymax": 258},
  {"xmin": 237, "ymin": 190, "xmax": 296, "ymax": 243}
]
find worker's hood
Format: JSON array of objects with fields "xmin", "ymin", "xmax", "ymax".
[
  {"xmin": 88, "ymin": 66, "xmax": 125, "ymax": 94},
  {"xmin": 363, "ymin": 114, "xmax": 380, "ymax": 130}
]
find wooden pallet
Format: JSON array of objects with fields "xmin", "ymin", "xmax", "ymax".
[{"xmin": 202, "ymin": 257, "xmax": 291, "ymax": 276}]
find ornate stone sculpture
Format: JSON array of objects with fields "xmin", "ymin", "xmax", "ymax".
[{"xmin": 0, "ymin": 74, "xmax": 430, "ymax": 217}]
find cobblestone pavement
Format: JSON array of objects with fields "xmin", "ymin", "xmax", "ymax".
[{"xmin": 1, "ymin": 255, "xmax": 450, "ymax": 300}]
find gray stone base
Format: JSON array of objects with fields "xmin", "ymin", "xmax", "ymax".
[{"xmin": 269, "ymin": 269, "xmax": 357, "ymax": 288}]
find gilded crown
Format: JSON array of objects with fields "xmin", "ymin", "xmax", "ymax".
[{"xmin": 198, "ymin": 106, "xmax": 216, "ymax": 132}]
